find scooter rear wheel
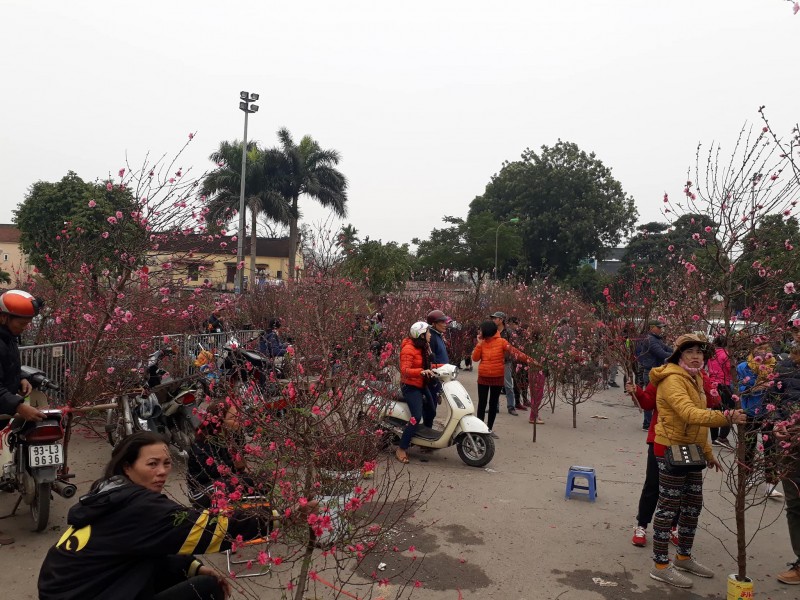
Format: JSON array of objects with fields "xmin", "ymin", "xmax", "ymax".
[
  {"xmin": 31, "ymin": 481, "xmax": 51, "ymax": 532},
  {"xmin": 457, "ymin": 433, "xmax": 495, "ymax": 467}
]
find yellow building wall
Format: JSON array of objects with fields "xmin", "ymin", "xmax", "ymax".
[
  {"xmin": 147, "ymin": 250, "xmax": 303, "ymax": 290},
  {"xmin": 0, "ymin": 242, "xmax": 31, "ymax": 280}
]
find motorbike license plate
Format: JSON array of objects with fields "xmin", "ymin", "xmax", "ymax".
[{"xmin": 28, "ymin": 444, "xmax": 64, "ymax": 467}]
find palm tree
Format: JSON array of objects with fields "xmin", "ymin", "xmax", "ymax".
[
  {"xmin": 200, "ymin": 140, "xmax": 289, "ymax": 286},
  {"xmin": 264, "ymin": 128, "xmax": 348, "ymax": 278}
]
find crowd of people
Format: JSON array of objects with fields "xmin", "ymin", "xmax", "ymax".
[
  {"xmin": 626, "ymin": 321, "xmax": 800, "ymax": 588},
  {"xmin": 2, "ymin": 286, "xmax": 800, "ymax": 596}
]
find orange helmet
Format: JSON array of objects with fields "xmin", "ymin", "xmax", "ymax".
[{"xmin": 0, "ymin": 289, "xmax": 41, "ymax": 318}]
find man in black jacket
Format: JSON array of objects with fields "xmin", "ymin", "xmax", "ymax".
[
  {"xmin": 773, "ymin": 350, "xmax": 800, "ymax": 584},
  {"xmin": 635, "ymin": 320, "xmax": 673, "ymax": 430},
  {"xmin": 0, "ymin": 289, "xmax": 47, "ymax": 545}
]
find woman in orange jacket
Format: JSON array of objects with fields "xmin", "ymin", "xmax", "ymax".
[
  {"xmin": 396, "ymin": 321, "xmax": 436, "ymax": 463},
  {"xmin": 471, "ymin": 320, "xmax": 537, "ymax": 438}
]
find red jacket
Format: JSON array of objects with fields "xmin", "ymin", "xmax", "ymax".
[
  {"xmin": 633, "ymin": 371, "xmax": 719, "ymax": 443},
  {"xmin": 400, "ymin": 337, "xmax": 428, "ymax": 388},
  {"xmin": 471, "ymin": 333, "xmax": 530, "ymax": 379}
]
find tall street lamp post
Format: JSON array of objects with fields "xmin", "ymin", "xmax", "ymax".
[
  {"xmin": 235, "ymin": 90, "xmax": 259, "ymax": 294},
  {"xmin": 494, "ymin": 217, "xmax": 520, "ymax": 281}
]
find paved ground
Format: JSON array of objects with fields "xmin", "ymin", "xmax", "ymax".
[{"xmin": 1, "ymin": 369, "xmax": 796, "ymax": 599}]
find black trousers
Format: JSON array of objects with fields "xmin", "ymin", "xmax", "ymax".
[
  {"xmin": 476, "ymin": 384, "xmax": 502, "ymax": 430},
  {"xmin": 153, "ymin": 575, "xmax": 224, "ymax": 600},
  {"xmin": 636, "ymin": 443, "xmax": 660, "ymax": 527}
]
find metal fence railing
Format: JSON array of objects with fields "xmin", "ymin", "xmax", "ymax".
[{"xmin": 19, "ymin": 330, "xmax": 265, "ymax": 403}]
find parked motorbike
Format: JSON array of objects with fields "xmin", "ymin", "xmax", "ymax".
[
  {"xmin": 106, "ymin": 348, "xmax": 207, "ymax": 453},
  {"xmin": 0, "ymin": 366, "xmax": 77, "ymax": 532},
  {"xmin": 198, "ymin": 336, "xmax": 287, "ymax": 411},
  {"xmin": 368, "ymin": 364, "xmax": 495, "ymax": 467}
]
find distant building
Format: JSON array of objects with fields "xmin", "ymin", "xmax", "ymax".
[
  {"xmin": 149, "ymin": 234, "xmax": 301, "ymax": 291},
  {"xmin": 582, "ymin": 247, "xmax": 627, "ymax": 275},
  {"xmin": 0, "ymin": 224, "xmax": 32, "ymax": 280}
]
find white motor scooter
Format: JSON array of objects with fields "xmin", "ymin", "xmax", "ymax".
[{"xmin": 371, "ymin": 364, "xmax": 495, "ymax": 467}]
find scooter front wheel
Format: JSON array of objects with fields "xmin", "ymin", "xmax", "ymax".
[{"xmin": 456, "ymin": 433, "xmax": 495, "ymax": 467}]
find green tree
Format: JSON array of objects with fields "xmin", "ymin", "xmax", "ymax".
[
  {"xmin": 414, "ymin": 212, "xmax": 522, "ymax": 294},
  {"xmin": 14, "ymin": 171, "xmax": 139, "ymax": 282},
  {"xmin": 733, "ymin": 214, "xmax": 800, "ymax": 309},
  {"xmin": 264, "ymin": 128, "xmax": 348, "ymax": 279},
  {"xmin": 340, "ymin": 238, "xmax": 414, "ymax": 297},
  {"xmin": 470, "ymin": 140, "xmax": 638, "ymax": 277},
  {"xmin": 200, "ymin": 140, "xmax": 289, "ymax": 283},
  {"xmin": 0, "ymin": 269, "xmax": 10, "ymax": 284},
  {"xmin": 620, "ymin": 221, "xmax": 671, "ymax": 268},
  {"xmin": 563, "ymin": 264, "xmax": 613, "ymax": 306}
]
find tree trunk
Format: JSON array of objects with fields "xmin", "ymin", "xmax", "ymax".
[
  {"xmin": 572, "ymin": 400, "xmax": 577, "ymax": 428},
  {"xmin": 288, "ymin": 195, "xmax": 299, "ymax": 279},
  {"xmin": 735, "ymin": 422, "xmax": 748, "ymax": 580}
]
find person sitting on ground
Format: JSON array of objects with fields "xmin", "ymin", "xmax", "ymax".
[
  {"xmin": 38, "ymin": 431, "xmax": 317, "ymax": 600},
  {"xmin": 646, "ymin": 333, "xmax": 746, "ymax": 589},
  {"xmin": 187, "ymin": 401, "xmax": 259, "ymax": 510},
  {"xmin": 396, "ymin": 321, "xmax": 435, "ymax": 464},
  {"xmin": 472, "ymin": 319, "xmax": 539, "ymax": 439}
]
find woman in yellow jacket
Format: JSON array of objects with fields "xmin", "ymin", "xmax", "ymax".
[{"xmin": 646, "ymin": 333, "xmax": 746, "ymax": 589}]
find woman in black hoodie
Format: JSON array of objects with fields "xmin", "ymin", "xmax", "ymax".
[{"xmin": 38, "ymin": 431, "xmax": 313, "ymax": 600}]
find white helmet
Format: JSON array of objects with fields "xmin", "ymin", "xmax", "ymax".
[{"xmin": 409, "ymin": 321, "xmax": 430, "ymax": 339}]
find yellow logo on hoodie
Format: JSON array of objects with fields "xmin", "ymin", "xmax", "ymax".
[{"xmin": 56, "ymin": 525, "xmax": 91, "ymax": 552}]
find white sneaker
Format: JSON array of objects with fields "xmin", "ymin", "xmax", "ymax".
[{"xmin": 765, "ymin": 484, "xmax": 784, "ymax": 499}]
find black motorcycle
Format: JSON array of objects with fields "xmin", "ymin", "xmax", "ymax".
[
  {"xmin": 106, "ymin": 348, "xmax": 208, "ymax": 453},
  {"xmin": 1, "ymin": 367, "xmax": 77, "ymax": 532}
]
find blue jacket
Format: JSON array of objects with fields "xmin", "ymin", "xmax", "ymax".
[
  {"xmin": 737, "ymin": 361, "xmax": 768, "ymax": 416},
  {"xmin": 259, "ymin": 330, "xmax": 287, "ymax": 358},
  {"xmin": 636, "ymin": 333, "xmax": 673, "ymax": 370},
  {"xmin": 429, "ymin": 329, "xmax": 449, "ymax": 365}
]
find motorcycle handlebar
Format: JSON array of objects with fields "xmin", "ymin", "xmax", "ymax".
[{"xmin": 28, "ymin": 372, "xmax": 60, "ymax": 392}]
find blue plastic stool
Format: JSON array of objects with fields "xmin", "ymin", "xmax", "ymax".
[{"xmin": 565, "ymin": 465, "xmax": 597, "ymax": 501}]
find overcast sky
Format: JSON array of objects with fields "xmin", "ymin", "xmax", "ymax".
[{"xmin": 1, "ymin": 1, "xmax": 798, "ymax": 247}]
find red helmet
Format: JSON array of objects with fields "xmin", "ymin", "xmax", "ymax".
[
  {"xmin": 0, "ymin": 289, "xmax": 40, "ymax": 318},
  {"xmin": 426, "ymin": 310, "xmax": 450, "ymax": 325}
]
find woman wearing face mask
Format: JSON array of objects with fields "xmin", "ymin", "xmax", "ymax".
[
  {"xmin": 38, "ymin": 431, "xmax": 314, "ymax": 600},
  {"xmin": 646, "ymin": 334, "xmax": 746, "ymax": 589}
]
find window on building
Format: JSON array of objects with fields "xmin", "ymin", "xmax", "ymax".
[
  {"xmin": 187, "ymin": 264, "xmax": 199, "ymax": 282},
  {"xmin": 276, "ymin": 270, "xmax": 282, "ymax": 280},
  {"xmin": 2, "ymin": 253, "xmax": 8, "ymax": 262},
  {"xmin": 226, "ymin": 265, "xmax": 236, "ymax": 284}
]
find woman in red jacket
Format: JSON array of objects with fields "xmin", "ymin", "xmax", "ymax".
[
  {"xmin": 471, "ymin": 320, "xmax": 535, "ymax": 439},
  {"xmin": 396, "ymin": 321, "xmax": 436, "ymax": 464}
]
